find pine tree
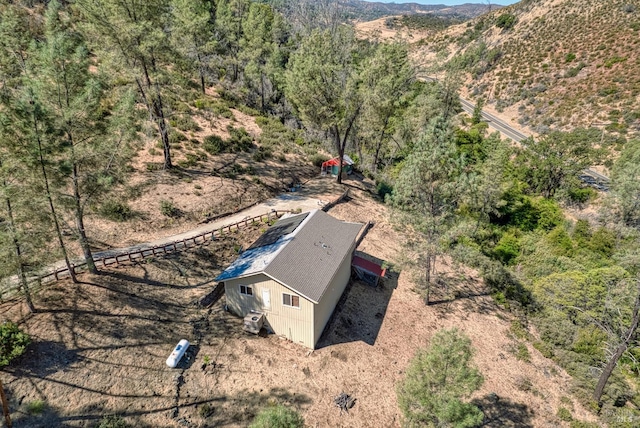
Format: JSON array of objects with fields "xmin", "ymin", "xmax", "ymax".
[
  {"xmin": 29, "ymin": 1, "xmax": 135, "ymax": 274},
  {"xmin": 0, "ymin": 3, "xmax": 39, "ymax": 310},
  {"xmin": 285, "ymin": 26, "xmax": 362, "ymax": 184},
  {"xmin": 398, "ymin": 328, "xmax": 484, "ymax": 427},
  {"xmin": 216, "ymin": 0, "xmax": 251, "ymax": 83},
  {"xmin": 392, "ymin": 117, "xmax": 465, "ymax": 303},
  {"xmin": 77, "ymin": 0, "xmax": 174, "ymax": 169},
  {"xmin": 240, "ymin": 2, "xmax": 290, "ymax": 113},
  {"xmin": 359, "ymin": 41, "xmax": 414, "ymax": 173},
  {"xmin": 171, "ymin": 0, "xmax": 217, "ymax": 94}
]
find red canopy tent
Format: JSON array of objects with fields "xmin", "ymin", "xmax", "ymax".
[{"xmin": 320, "ymin": 155, "xmax": 354, "ymax": 176}]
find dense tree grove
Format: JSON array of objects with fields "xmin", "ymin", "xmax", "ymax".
[{"xmin": 0, "ymin": 0, "xmax": 639, "ymax": 422}]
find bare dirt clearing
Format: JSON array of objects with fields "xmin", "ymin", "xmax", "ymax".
[{"xmin": 3, "ymin": 186, "xmax": 598, "ymax": 427}]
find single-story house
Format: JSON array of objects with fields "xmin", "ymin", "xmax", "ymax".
[
  {"xmin": 215, "ymin": 209, "xmax": 363, "ymax": 349},
  {"xmin": 321, "ymin": 154, "xmax": 354, "ymax": 177}
]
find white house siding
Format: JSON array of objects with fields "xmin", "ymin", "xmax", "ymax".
[
  {"xmin": 313, "ymin": 241, "xmax": 356, "ymax": 347},
  {"xmin": 224, "ymin": 274, "xmax": 315, "ymax": 348}
]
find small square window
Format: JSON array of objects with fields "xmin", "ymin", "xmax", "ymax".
[
  {"xmin": 283, "ymin": 293, "xmax": 300, "ymax": 308},
  {"xmin": 240, "ymin": 285, "xmax": 253, "ymax": 296}
]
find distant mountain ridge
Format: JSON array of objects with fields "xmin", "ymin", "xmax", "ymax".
[{"xmin": 344, "ymin": 1, "xmax": 501, "ymax": 21}]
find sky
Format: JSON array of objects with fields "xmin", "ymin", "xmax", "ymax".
[{"xmin": 361, "ymin": 0, "xmax": 519, "ymax": 6}]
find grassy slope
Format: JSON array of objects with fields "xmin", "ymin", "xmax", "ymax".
[{"xmin": 416, "ymin": 0, "xmax": 640, "ymax": 135}]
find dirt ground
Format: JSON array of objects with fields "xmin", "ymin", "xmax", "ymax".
[{"xmin": 1, "ymin": 186, "xmax": 601, "ymax": 427}]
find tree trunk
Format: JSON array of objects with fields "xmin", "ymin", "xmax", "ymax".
[
  {"xmin": 196, "ymin": 49, "xmax": 206, "ymax": 94},
  {"xmin": 4, "ymin": 194, "xmax": 35, "ymax": 313},
  {"xmin": 337, "ymin": 138, "xmax": 344, "ymax": 185},
  {"xmin": 32, "ymin": 111, "xmax": 77, "ymax": 283},
  {"xmin": 371, "ymin": 118, "xmax": 389, "ymax": 174},
  {"xmin": 1, "ymin": 156, "xmax": 35, "ymax": 312},
  {"xmin": 71, "ymin": 163, "xmax": 96, "ymax": 274},
  {"xmin": 333, "ymin": 111, "xmax": 360, "ymax": 185},
  {"xmin": 157, "ymin": 104, "xmax": 171, "ymax": 170},
  {"xmin": 260, "ymin": 71, "xmax": 266, "ymax": 113},
  {"xmin": 0, "ymin": 377, "xmax": 12, "ymax": 428},
  {"xmin": 425, "ymin": 253, "xmax": 432, "ymax": 305},
  {"xmin": 140, "ymin": 58, "xmax": 172, "ymax": 169},
  {"xmin": 593, "ymin": 282, "xmax": 640, "ymax": 403}
]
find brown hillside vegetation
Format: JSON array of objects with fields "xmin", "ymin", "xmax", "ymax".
[
  {"xmin": 82, "ymin": 90, "xmax": 319, "ymax": 252},
  {"xmin": 2, "ymin": 186, "xmax": 601, "ymax": 427},
  {"xmin": 406, "ymin": 0, "xmax": 640, "ymax": 135}
]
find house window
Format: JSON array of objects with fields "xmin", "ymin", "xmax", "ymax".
[
  {"xmin": 239, "ymin": 285, "xmax": 253, "ymax": 296},
  {"xmin": 282, "ymin": 293, "xmax": 300, "ymax": 308}
]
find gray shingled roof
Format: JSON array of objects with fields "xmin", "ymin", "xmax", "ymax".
[{"xmin": 217, "ymin": 210, "xmax": 363, "ymax": 304}]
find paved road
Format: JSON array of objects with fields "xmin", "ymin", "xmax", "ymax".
[
  {"xmin": 459, "ymin": 97, "xmax": 528, "ymax": 142},
  {"xmin": 458, "ymin": 97, "xmax": 610, "ymax": 184}
]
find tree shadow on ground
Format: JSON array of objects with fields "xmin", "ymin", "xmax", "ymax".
[
  {"xmin": 9, "ymin": 387, "xmax": 312, "ymax": 428},
  {"xmin": 316, "ymin": 254, "xmax": 398, "ymax": 348},
  {"xmin": 423, "ymin": 271, "xmax": 500, "ymax": 317},
  {"xmin": 472, "ymin": 394, "xmax": 535, "ymax": 427}
]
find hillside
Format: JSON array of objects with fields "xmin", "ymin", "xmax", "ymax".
[
  {"xmin": 414, "ymin": 0, "xmax": 640, "ymax": 135},
  {"xmin": 343, "ymin": 0, "xmax": 499, "ymax": 21},
  {"xmin": 3, "ymin": 1, "xmax": 640, "ymax": 426}
]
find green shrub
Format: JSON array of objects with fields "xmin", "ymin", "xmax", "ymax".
[
  {"xmin": 249, "ymin": 405, "xmax": 304, "ymax": 428},
  {"xmin": 545, "ymin": 227, "xmax": 574, "ymax": 257},
  {"xmin": 99, "ymin": 200, "xmax": 134, "ymax": 222},
  {"xmin": 514, "ymin": 343, "xmax": 531, "ymax": 362},
  {"xmin": 97, "ymin": 415, "xmax": 130, "ymax": 428},
  {"xmin": 604, "ymin": 56, "xmax": 627, "ymax": 68},
  {"xmin": 567, "ymin": 186, "xmax": 595, "ymax": 203},
  {"xmin": 571, "ymin": 325, "xmax": 607, "ymax": 362},
  {"xmin": 145, "ymin": 162, "xmax": 164, "ymax": 172},
  {"xmin": 177, "ymin": 153, "xmax": 201, "ymax": 168},
  {"xmin": 169, "ymin": 129, "xmax": 187, "ymax": 145},
  {"xmin": 496, "ymin": 13, "xmax": 516, "ymax": 30},
  {"xmin": 510, "ymin": 320, "xmax": 529, "ymax": 340},
  {"xmin": 26, "ymin": 400, "xmax": 46, "ymax": 415},
  {"xmin": 257, "ymin": 117, "xmax": 302, "ymax": 148},
  {"xmin": 203, "ymin": 134, "xmax": 226, "ymax": 154},
  {"xmin": 376, "ymin": 180, "xmax": 393, "ymax": 201},
  {"xmin": 212, "ymin": 103, "xmax": 234, "ymax": 119},
  {"xmin": 533, "ymin": 340, "xmax": 554, "ymax": 358},
  {"xmin": 533, "ymin": 198, "xmax": 564, "ymax": 231},
  {"xmin": 493, "ymin": 232, "xmax": 521, "ymax": 265},
  {"xmin": 252, "ymin": 146, "xmax": 273, "ymax": 162},
  {"xmin": 160, "ymin": 200, "xmax": 180, "ymax": 218},
  {"xmin": 589, "ymin": 228, "xmax": 616, "ymax": 257},
  {"xmin": 236, "ymin": 104, "xmax": 260, "ymax": 116},
  {"xmin": 0, "ymin": 322, "xmax": 30, "ymax": 368},
  {"xmin": 227, "ymin": 126, "xmax": 254, "ymax": 152},
  {"xmin": 193, "ymin": 99, "xmax": 210, "ymax": 109},
  {"xmin": 557, "ymin": 407, "xmax": 573, "ymax": 422},
  {"xmin": 169, "ymin": 115, "xmax": 200, "ymax": 132}
]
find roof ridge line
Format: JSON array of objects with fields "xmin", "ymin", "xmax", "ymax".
[{"xmin": 264, "ymin": 209, "xmax": 318, "ymax": 266}]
